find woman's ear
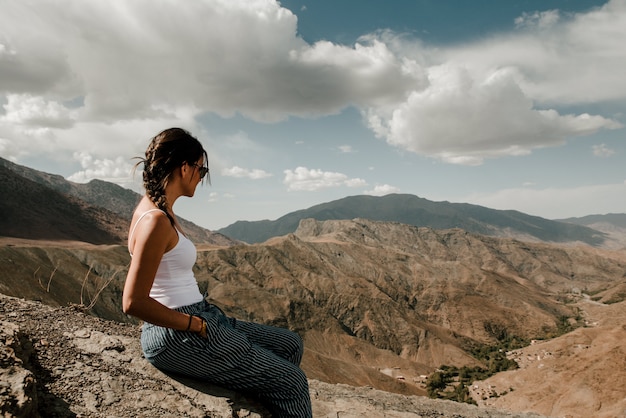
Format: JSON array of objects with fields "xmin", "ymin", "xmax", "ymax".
[
  {"xmin": 174, "ymin": 162, "xmax": 188, "ymax": 180},
  {"xmin": 180, "ymin": 162, "xmax": 196, "ymax": 182}
]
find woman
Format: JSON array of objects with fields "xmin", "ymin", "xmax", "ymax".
[{"xmin": 123, "ymin": 127, "xmax": 312, "ymax": 417}]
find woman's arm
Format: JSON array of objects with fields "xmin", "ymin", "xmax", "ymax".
[{"xmin": 122, "ymin": 211, "xmax": 205, "ymax": 334}]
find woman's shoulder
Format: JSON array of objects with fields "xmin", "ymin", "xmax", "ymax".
[
  {"xmin": 133, "ymin": 209, "xmax": 170, "ymax": 231},
  {"xmin": 129, "ymin": 203, "xmax": 172, "ymax": 241},
  {"xmin": 128, "ymin": 208, "xmax": 177, "ymax": 255}
]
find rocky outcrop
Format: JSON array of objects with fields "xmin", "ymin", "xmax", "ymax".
[
  {"xmin": 0, "ymin": 294, "xmax": 545, "ymax": 418},
  {"xmin": 1, "ymin": 321, "xmax": 37, "ymax": 417}
]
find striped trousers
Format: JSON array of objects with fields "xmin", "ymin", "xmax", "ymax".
[{"xmin": 141, "ymin": 300, "xmax": 312, "ymax": 418}]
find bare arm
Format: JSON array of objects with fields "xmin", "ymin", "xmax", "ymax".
[{"xmin": 123, "ymin": 211, "xmax": 204, "ymax": 334}]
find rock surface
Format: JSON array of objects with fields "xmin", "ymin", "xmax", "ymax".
[{"xmin": 0, "ymin": 293, "xmax": 545, "ymax": 418}]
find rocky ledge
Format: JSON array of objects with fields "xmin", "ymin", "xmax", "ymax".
[{"xmin": 0, "ymin": 294, "xmax": 546, "ymax": 417}]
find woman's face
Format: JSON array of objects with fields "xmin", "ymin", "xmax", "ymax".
[{"xmin": 182, "ymin": 157, "xmax": 206, "ymax": 197}]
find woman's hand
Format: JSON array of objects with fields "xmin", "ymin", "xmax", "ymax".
[
  {"xmin": 199, "ymin": 318, "xmax": 207, "ymax": 339},
  {"xmin": 191, "ymin": 315, "xmax": 208, "ymax": 338}
]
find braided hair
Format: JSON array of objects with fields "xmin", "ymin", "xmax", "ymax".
[{"xmin": 136, "ymin": 127, "xmax": 209, "ymax": 226}]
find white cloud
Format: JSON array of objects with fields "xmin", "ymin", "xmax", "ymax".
[
  {"xmin": 221, "ymin": 166, "xmax": 272, "ymax": 179},
  {"xmin": 435, "ymin": 0, "xmax": 626, "ymax": 105},
  {"xmin": 0, "ymin": 0, "xmax": 422, "ymax": 124},
  {"xmin": 338, "ymin": 145, "xmax": 354, "ymax": 153},
  {"xmin": 67, "ymin": 152, "xmax": 134, "ymax": 185},
  {"xmin": 3, "ymin": 94, "xmax": 74, "ymax": 128},
  {"xmin": 366, "ymin": 63, "xmax": 621, "ymax": 166},
  {"xmin": 362, "ymin": 0, "xmax": 625, "ymax": 164},
  {"xmin": 593, "ymin": 143, "xmax": 615, "ymax": 157},
  {"xmin": 283, "ymin": 166, "xmax": 367, "ymax": 191},
  {"xmin": 0, "ymin": 0, "xmax": 624, "ymax": 178},
  {"xmin": 0, "ymin": 128, "xmax": 21, "ymax": 159},
  {"xmin": 0, "ymin": 101, "xmax": 198, "ymax": 165},
  {"xmin": 344, "ymin": 178, "xmax": 368, "ymax": 188},
  {"xmin": 364, "ymin": 184, "xmax": 401, "ymax": 196},
  {"xmin": 462, "ymin": 182, "xmax": 626, "ymax": 219},
  {"xmin": 515, "ymin": 10, "xmax": 561, "ymax": 29}
]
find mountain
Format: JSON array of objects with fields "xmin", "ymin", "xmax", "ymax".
[
  {"xmin": 560, "ymin": 213, "xmax": 626, "ymax": 227},
  {"xmin": 0, "ymin": 163, "xmax": 126, "ymax": 244},
  {"xmin": 3, "ymin": 156, "xmax": 615, "ymax": 249},
  {"xmin": 3, "ymin": 158, "xmax": 626, "ymax": 417},
  {"xmin": 174, "ymin": 218, "xmax": 626, "ymax": 417},
  {"xmin": 218, "ymin": 193, "xmax": 609, "ymax": 246},
  {"xmin": 0, "ymin": 157, "xmax": 235, "ymax": 246},
  {"xmin": 0, "ymin": 157, "xmax": 139, "ymax": 217},
  {"xmin": 558, "ymin": 213, "xmax": 626, "ymax": 250},
  {"xmin": 1, "ymin": 217, "xmax": 625, "ymax": 417}
]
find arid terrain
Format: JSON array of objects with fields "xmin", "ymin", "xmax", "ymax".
[
  {"xmin": 1, "ymin": 217, "xmax": 626, "ymax": 417},
  {"xmin": 2, "ymin": 155, "xmax": 626, "ymax": 417},
  {"xmin": 1, "ymin": 292, "xmax": 548, "ymax": 418}
]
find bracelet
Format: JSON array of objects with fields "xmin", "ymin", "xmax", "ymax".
[
  {"xmin": 196, "ymin": 315, "xmax": 207, "ymax": 337},
  {"xmin": 185, "ymin": 314, "xmax": 193, "ymax": 331}
]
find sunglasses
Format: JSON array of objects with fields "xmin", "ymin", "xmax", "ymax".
[{"xmin": 191, "ymin": 163, "xmax": 209, "ymax": 180}]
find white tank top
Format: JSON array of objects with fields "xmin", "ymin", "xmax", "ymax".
[{"xmin": 129, "ymin": 209, "xmax": 203, "ymax": 309}]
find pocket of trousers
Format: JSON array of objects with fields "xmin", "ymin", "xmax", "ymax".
[{"xmin": 140, "ymin": 323, "xmax": 168, "ymax": 360}]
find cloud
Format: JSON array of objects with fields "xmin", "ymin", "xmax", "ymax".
[
  {"xmin": 0, "ymin": 0, "xmax": 422, "ymax": 124},
  {"xmin": 283, "ymin": 166, "xmax": 367, "ymax": 191},
  {"xmin": 515, "ymin": 10, "xmax": 561, "ymax": 29},
  {"xmin": 67, "ymin": 152, "xmax": 135, "ymax": 185},
  {"xmin": 593, "ymin": 143, "xmax": 615, "ymax": 157},
  {"xmin": 1, "ymin": 0, "xmax": 624, "ymax": 173},
  {"xmin": 366, "ymin": 60, "xmax": 621, "ymax": 166},
  {"xmin": 338, "ymin": 145, "xmax": 354, "ymax": 153},
  {"xmin": 363, "ymin": 0, "xmax": 625, "ymax": 164},
  {"xmin": 462, "ymin": 182, "xmax": 626, "ymax": 219},
  {"xmin": 364, "ymin": 184, "xmax": 401, "ymax": 196},
  {"xmin": 433, "ymin": 0, "xmax": 626, "ymax": 105},
  {"xmin": 0, "ymin": 101, "xmax": 198, "ymax": 164},
  {"xmin": 221, "ymin": 166, "xmax": 272, "ymax": 179},
  {"xmin": 3, "ymin": 94, "xmax": 74, "ymax": 128}
]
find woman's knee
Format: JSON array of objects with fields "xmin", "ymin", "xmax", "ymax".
[
  {"xmin": 284, "ymin": 331, "xmax": 304, "ymax": 365},
  {"xmin": 275, "ymin": 365, "xmax": 309, "ymax": 399}
]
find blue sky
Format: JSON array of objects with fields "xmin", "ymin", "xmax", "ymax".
[{"xmin": 0, "ymin": 0, "xmax": 624, "ymax": 230}]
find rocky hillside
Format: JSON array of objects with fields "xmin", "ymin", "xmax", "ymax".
[
  {"xmin": 559, "ymin": 213, "xmax": 626, "ymax": 250},
  {"xmin": 0, "ymin": 164, "xmax": 125, "ymax": 244},
  {"xmin": 3, "ymin": 158, "xmax": 625, "ymax": 417},
  {"xmin": 0, "ymin": 293, "xmax": 546, "ymax": 418},
  {"xmin": 470, "ymin": 297, "xmax": 626, "ymax": 418},
  {"xmin": 217, "ymin": 193, "xmax": 610, "ymax": 246},
  {"xmin": 200, "ymin": 219, "xmax": 626, "ymax": 389},
  {"xmin": 0, "ymin": 157, "xmax": 235, "ymax": 246},
  {"xmin": 2, "ymin": 217, "xmax": 625, "ymax": 416}
]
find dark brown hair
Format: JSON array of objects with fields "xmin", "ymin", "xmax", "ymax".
[{"xmin": 136, "ymin": 127, "xmax": 209, "ymax": 225}]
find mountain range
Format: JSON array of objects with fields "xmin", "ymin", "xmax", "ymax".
[
  {"xmin": 217, "ymin": 193, "xmax": 624, "ymax": 248},
  {"xmin": 2, "ymin": 156, "xmax": 626, "ymax": 418},
  {"xmin": 2, "ymin": 155, "xmax": 624, "ymax": 249},
  {"xmin": 0, "ymin": 157, "xmax": 235, "ymax": 246}
]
